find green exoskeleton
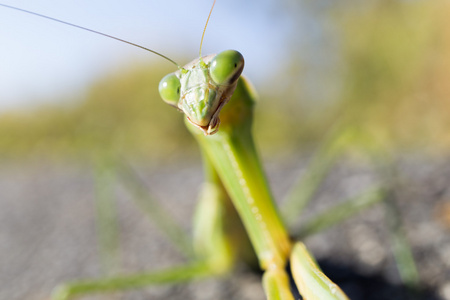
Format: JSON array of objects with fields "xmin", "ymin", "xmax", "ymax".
[
  {"xmin": 1, "ymin": 1, "xmax": 352, "ymax": 299},
  {"xmin": 156, "ymin": 47, "xmax": 349, "ymax": 300}
]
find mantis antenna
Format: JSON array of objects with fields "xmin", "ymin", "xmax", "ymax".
[
  {"xmin": 0, "ymin": 3, "xmax": 181, "ymax": 69},
  {"xmin": 199, "ymin": 0, "xmax": 216, "ymax": 58}
]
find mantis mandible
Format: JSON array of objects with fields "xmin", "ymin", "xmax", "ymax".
[{"xmin": 0, "ymin": 2, "xmax": 354, "ymax": 299}]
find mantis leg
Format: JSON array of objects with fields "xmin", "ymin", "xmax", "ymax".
[
  {"xmin": 290, "ymin": 242, "xmax": 349, "ymax": 300},
  {"xmin": 51, "ymin": 262, "xmax": 212, "ymax": 300},
  {"xmin": 51, "ymin": 154, "xmax": 242, "ymax": 300}
]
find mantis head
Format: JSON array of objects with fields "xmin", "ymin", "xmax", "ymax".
[{"xmin": 159, "ymin": 50, "xmax": 244, "ymax": 135}]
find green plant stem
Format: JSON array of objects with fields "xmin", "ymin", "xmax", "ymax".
[
  {"xmin": 116, "ymin": 161, "xmax": 194, "ymax": 257},
  {"xmin": 295, "ymin": 187, "xmax": 386, "ymax": 239},
  {"xmin": 94, "ymin": 158, "xmax": 120, "ymax": 275}
]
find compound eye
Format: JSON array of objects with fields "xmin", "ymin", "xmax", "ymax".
[
  {"xmin": 159, "ymin": 73, "xmax": 181, "ymax": 106},
  {"xmin": 210, "ymin": 50, "xmax": 244, "ymax": 85}
]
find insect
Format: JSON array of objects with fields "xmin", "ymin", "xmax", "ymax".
[{"xmin": 0, "ymin": 2, "xmax": 378, "ymax": 299}]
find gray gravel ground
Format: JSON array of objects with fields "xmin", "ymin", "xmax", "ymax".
[{"xmin": 0, "ymin": 155, "xmax": 449, "ymax": 300}]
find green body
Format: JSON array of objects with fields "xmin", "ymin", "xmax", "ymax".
[
  {"xmin": 187, "ymin": 76, "xmax": 292, "ymax": 270},
  {"xmin": 51, "ymin": 51, "xmax": 350, "ymax": 300},
  {"xmin": 162, "ymin": 51, "xmax": 348, "ymax": 299}
]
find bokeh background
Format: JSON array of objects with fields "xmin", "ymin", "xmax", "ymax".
[
  {"xmin": 0, "ymin": 0, "xmax": 449, "ymax": 299},
  {"xmin": 1, "ymin": 0, "xmax": 450, "ymax": 159}
]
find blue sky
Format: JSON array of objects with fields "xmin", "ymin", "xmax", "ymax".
[{"xmin": 0, "ymin": 0, "xmax": 297, "ymax": 110}]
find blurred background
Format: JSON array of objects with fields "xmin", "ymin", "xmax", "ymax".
[
  {"xmin": 0, "ymin": 0, "xmax": 449, "ymax": 159},
  {"xmin": 0, "ymin": 0, "xmax": 449, "ymax": 299}
]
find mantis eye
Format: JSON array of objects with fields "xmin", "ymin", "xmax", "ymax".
[
  {"xmin": 210, "ymin": 50, "xmax": 244, "ymax": 85},
  {"xmin": 159, "ymin": 73, "xmax": 181, "ymax": 106}
]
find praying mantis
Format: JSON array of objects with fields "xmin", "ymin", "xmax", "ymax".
[{"xmin": 0, "ymin": 1, "xmax": 388, "ymax": 299}]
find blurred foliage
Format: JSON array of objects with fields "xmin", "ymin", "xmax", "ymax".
[
  {"xmin": 0, "ymin": 0, "xmax": 449, "ymax": 161},
  {"xmin": 0, "ymin": 62, "xmax": 195, "ymax": 161},
  {"xmin": 334, "ymin": 0, "xmax": 450, "ymax": 155},
  {"xmin": 257, "ymin": 0, "xmax": 450, "ymax": 157}
]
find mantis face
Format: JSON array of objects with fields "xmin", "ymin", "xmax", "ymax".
[{"xmin": 159, "ymin": 50, "xmax": 244, "ymax": 135}]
